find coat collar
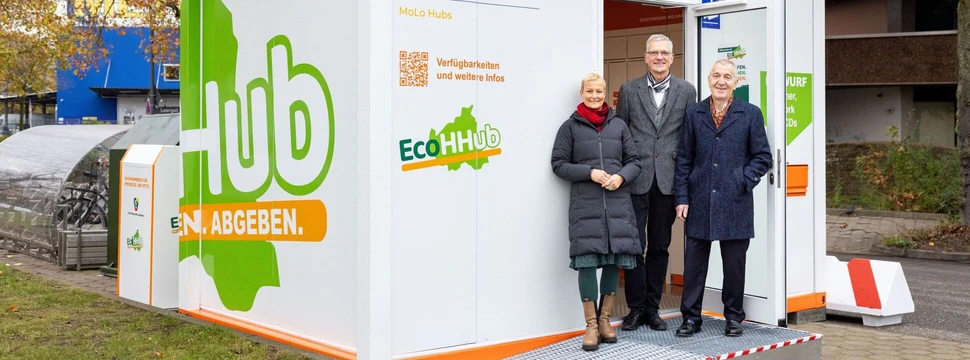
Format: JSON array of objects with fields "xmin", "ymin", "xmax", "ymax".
[
  {"xmin": 696, "ymin": 96, "xmax": 745, "ymax": 133},
  {"xmin": 636, "ymin": 78, "xmax": 659, "ymax": 129}
]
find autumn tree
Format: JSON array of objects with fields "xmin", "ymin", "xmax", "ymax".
[
  {"xmin": 0, "ymin": 0, "xmax": 180, "ymax": 130},
  {"xmin": 124, "ymin": 0, "xmax": 180, "ymax": 114},
  {"xmin": 0, "ymin": 32, "xmax": 57, "ymax": 130},
  {"xmin": 0, "ymin": 0, "xmax": 73, "ymax": 130}
]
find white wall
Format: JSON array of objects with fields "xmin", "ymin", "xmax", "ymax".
[
  {"xmin": 826, "ymin": 86, "xmax": 905, "ymax": 143},
  {"xmin": 785, "ymin": 0, "xmax": 822, "ymax": 298},
  {"xmin": 178, "ymin": 0, "xmax": 359, "ymax": 352},
  {"xmin": 117, "ymin": 96, "xmax": 180, "ymax": 124},
  {"xmin": 388, "ymin": 0, "xmax": 601, "ymax": 355}
]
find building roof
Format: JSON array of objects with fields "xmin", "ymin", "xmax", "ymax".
[
  {"xmin": 88, "ymin": 87, "xmax": 180, "ymax": 97},
  {"xmin": 111, "ymin": 113, "xmax": 180, "ymax": 150},
  {"xmin": 0, "ymin": 91, "xmax": 59, "ymax": 105}
]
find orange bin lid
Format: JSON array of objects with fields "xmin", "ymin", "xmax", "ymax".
[{"xmin": 787, "ymin": 164, "xmax": 808, "ymax": 197}]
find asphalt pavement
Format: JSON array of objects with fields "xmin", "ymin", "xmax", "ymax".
[{"xmin": 828, "ymin": 252, "xmax": 970, "ymax": 344}]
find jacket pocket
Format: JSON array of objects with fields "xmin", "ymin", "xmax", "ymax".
[{"xmin": 737, "ymin": 168, "xmax": 747, "ymax": 193}]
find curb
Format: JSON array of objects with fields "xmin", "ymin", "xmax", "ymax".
[
  {"xmin": 872, "ymin": 244, "xmax": 970, "ymax": 262},
  {"xmin": 827, "ymin": 209, "xmax": 946, "ymax": 221}
]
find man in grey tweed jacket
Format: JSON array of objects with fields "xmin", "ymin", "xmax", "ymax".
[{"xmin": 615, "ymin": 34, "xmax": 696, "ymax": 332}]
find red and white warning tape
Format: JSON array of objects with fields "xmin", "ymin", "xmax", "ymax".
[{"xmin": 706, "ymin": 333, "xmax": 823, "ymax": 360}]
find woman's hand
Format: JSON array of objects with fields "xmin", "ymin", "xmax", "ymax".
[
  {"xmin": 676, "ymin": 205, "xmax": 689, "ymax": 220},
  {"xmin": 590, "ymin": 169, "xmax": 610, "ymax": 185},
  {"xmin": 602, "ymin": 174, "xmax": 624, "ymax": 191}
]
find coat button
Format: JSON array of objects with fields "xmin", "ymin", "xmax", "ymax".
[
  {"xmin": 713, "ymin": 189, "xmax": 717, "ymax": 193},
  {"xmin": 716, "ymin": 136, "xmax": 721, "ymax": 140},
  {"xmin": 714, "ymin": 163, "xmax": 718, "ymax": 167},
  {"xmin": 654, "ymin": 154, "xmax": 659, "ymax": 158}
]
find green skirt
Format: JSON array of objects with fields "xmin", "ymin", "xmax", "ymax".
[{"xmin": 569, "ymin": 253, "xmax": 637, "ymax": 270}]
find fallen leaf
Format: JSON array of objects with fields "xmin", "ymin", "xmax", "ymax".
[
  {"xmin": 4, "ymin": 255, "xmax": 12, "ymax": 258},
  {"xmin": 0, "ymin": 271, "xmax": 3, "ymax": 276},
  {"xmin": 840, "ymin": 223, "xmax": 848, "ymax": 229},
  {"xmin": 929, "ymin": 242, "xmax": 935, "ymax": 247},
  {"xmin": 12, "ymin": 263, "xmax": 21, "ymax": 266},
  {"xmin": 8, "ymin": 304, "xmax": 18, "ymax": 312}
]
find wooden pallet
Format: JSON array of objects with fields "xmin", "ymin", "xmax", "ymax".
[{"xmin": 57, "ymin": 229, "xmax": 109, "ymax": 270}]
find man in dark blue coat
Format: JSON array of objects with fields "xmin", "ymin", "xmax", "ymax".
[{"xmin": 672, "ymin": 59, "xmax": 772, "ymax": 338}]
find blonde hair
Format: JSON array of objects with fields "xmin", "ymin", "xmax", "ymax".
[
  {"xmin": 709, "ymin": 59, "xmax": 738, "ymax": 78},
  {"xmin": 580, "ymin": 72, "xmax": 606, "ymax": 92}
]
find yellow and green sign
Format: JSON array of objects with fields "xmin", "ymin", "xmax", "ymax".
[{"xmin": 760, "ymin": 72, "xmax": 813, "ymax": 145}]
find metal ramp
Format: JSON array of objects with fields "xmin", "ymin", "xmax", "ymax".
[{"xmin": 506, "ymin": 315, "xmax": 822, "ymax": 360}]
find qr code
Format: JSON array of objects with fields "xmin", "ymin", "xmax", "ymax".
[{"xmin": 399, "ymin": 51, "xmax": 429, "ymax": 87}]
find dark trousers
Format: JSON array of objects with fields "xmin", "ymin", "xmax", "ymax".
[
  {"xmin": 625, "ymin": 177, "xmax": 675, "ymax": 314},
  {"xmin": 680, "ymin": 237, "xmax": 751, "ymax": 323}
]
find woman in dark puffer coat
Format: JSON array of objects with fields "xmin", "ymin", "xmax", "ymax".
[{"xmin": 551, "ymin": 72, "xmax": 642, "ymax": 352}]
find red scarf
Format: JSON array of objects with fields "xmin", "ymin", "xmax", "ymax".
[{"xmin": 577, "ymin": 103, "xmax": 609, "ymax": 132}]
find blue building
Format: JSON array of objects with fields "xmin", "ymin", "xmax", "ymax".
[{"xmin": 56, "ymin": 27, "xmax": 180, "ymax": 125}]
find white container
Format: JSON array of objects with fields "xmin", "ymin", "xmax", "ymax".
[{"xmin": 118, "ymin": 144, "xmax": 180, "ymax": 309}]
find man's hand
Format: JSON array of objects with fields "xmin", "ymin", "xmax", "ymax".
[
  {"xmin": 591, "ymin": 169, "xmax": 610, "ymax": 185},
  {"xmin": 602, "ymin": 174, "xmax": 624, "ymax": 191},
  {"xmin": 676, "ymin": 205, "xmax": 689, "ymax": 220}
]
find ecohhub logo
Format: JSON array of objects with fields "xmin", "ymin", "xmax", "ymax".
[
  {"xmin": 126, "ymin": 230, "xmax": 144, "ymax": 251},
  {"xmin": 718, "ymin": 45, "xmax": 747, "ymax": 60},
  {"xmin": 398, "ymin": 105, "xmax": 502, "ymax": 172}
]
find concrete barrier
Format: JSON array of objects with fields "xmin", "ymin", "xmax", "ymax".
[{"xmin": 825, "ymin": 256, "xmax": 914, "ymax": 326}]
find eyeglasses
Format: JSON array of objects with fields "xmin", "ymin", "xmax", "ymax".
[{"xmin": 647, "ymin": 51, "xmax": 672, "ymax": 58}]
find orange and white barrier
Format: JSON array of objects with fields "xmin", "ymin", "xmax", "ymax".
[{"xmin": 825, "ymin": 256, "xmax": 914, "ymax": 326}]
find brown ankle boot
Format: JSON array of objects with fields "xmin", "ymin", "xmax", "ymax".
[
  {"xmin": 599, "ymin": 294, "xmax": 617, "ymax": 343},
  {"xmin": 582, "ymin": 300, "xmax": 599, "ymax": 351}
]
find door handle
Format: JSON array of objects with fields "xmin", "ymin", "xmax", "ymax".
[{"xmin": 776, "ymin": 149, "xmax": 782, "ymax": 189}]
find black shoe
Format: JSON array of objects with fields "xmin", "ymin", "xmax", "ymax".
[
  {"xmin": 645, "ymin": 311, "xmax": 667, "ymax": 331},
  {"xmin": 676, "ymin": 319, "xmax": 702, "ymax": 337},
  {"xmin": 724, "ymin": 320, "xmax": 743, "ymax": 337},
  {"xmin": 621, "ymin": 310, "xmax": 645, "ymax": 331}
]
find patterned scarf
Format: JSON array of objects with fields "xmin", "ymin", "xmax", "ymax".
[
  {"xmin": 710, "ymin": 97, "xmax": 734, "ymax": 129},
  {"xmin": 647, "ymin": 72, "xmax": 671, "ymax": 93}
]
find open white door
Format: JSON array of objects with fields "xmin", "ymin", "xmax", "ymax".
[{"xmin": 684, "ymin": 0, "xmax": 788, "ymax": 326}]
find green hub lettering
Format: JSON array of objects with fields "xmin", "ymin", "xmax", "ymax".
[{"xmin": 180, "ymin": 0, "xmax": 334, "ymax": 312}]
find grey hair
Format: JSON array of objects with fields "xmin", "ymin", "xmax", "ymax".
[
  {"xmin": 709, "ymin": 59, "xmax": 737, "ymax": 78},
  {"xmin": 646, "ymin": 34, "xmax": 674, "ymax": 53}
]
